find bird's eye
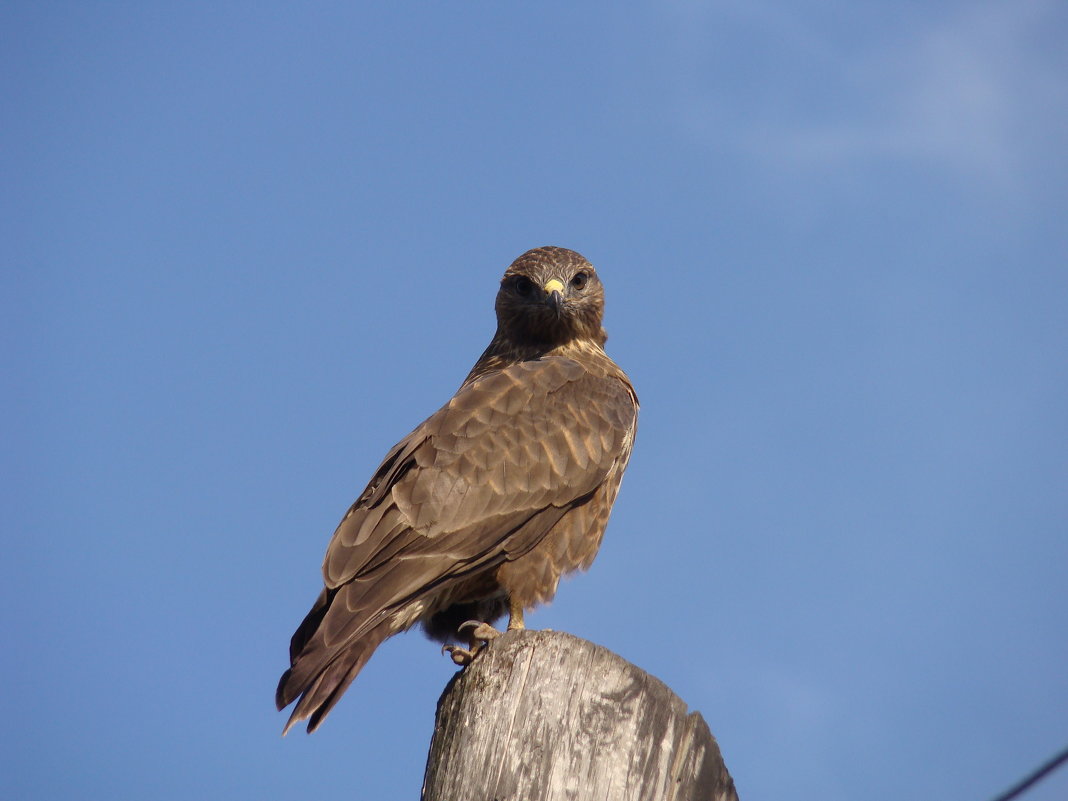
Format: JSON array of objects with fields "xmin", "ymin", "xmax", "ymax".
[
  {"xmin": 513, "ymin": 276, "xmax": 534, "ymax": 297},
  {"xmin": 570, "ymin": 272, "xmax": 589, "ymax": 291}
]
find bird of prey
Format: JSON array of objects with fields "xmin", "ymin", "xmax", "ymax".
[{"xmin": 276, "ymin": 246, "xmax": 638, "ymax": 734}]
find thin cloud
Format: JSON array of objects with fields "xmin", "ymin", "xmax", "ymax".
[{"xmin": 669, "ymin": 0, "xmax": 1068, "ymax": 188}]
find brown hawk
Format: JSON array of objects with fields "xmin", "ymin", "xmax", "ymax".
[{"xmin": 276, "ymin": 246, "xmax": 638, "ymax": 733}]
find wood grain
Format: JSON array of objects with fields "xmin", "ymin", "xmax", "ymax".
[{"xmin": 422, "ymin": 629, "xmax": 738, "ymax": 801}]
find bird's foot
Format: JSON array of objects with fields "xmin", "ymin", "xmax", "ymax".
[
  {"xmin": 457, "ymin": 620, "xmax": 502, "ymax": 642},
  {"xmin": 442, "ymin": 644, "xmax": 479, "ymax": 666},
  {"xmin": 441, "ymin": 620, "xmax": 502, "ymax": 666}
]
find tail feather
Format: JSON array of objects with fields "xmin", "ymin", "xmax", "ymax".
[
  {"xmin": 287, "ymin": 587, "xmax": 332, "ymax": 663},
  {"xmin": 275, "ymin": 585, "xmax": 374, "ymax": 713},
  {"xmin": 278, "ymin": 621, "xmax": 393, "ymax": 735}
]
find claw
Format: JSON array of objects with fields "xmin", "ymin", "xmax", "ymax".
[
  {"xmin": 442, "ymin": 620, "xmax": 502, "ymax": 666},
  {"xmin": 442, "ymin": 644, "xmax": 477, "ymax": 666},
  {"xmin": 457, "ymin": 620, "xmax": 502, "ymax": 642}
]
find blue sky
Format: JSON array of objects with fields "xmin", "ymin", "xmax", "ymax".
[{"xmin": 4, "ymin": 2, "xmax": 1067, "ymax": 799}]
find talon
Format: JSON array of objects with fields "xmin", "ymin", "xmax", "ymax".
[
  {"xmin": 443, "ymin": 644, "xmax": 477, "ymax": 666},
  {"xmin": 443, "ymin": 620, "xmax": 502, "ymax": 666},
  {"xmin": 457, "ymin": 620, "xmax": 501, "ymax": 642}
]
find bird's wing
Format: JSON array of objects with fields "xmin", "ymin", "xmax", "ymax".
[
  {"xmin": 322, "ymin": 355, "xmax": 636, "ymax": 598},
  {"xmin": 277, "ymin": 356, "xmax": 636, "ymax": 730}
]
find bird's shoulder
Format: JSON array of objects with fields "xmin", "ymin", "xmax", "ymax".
[{"xmin": 435, "ymin": 345, "xmax": 636, "ymax": 445}]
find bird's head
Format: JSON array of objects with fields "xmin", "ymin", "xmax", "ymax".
[{"xmin": 494, "ymin": 246, "xmax": 607, "ymax": 348}]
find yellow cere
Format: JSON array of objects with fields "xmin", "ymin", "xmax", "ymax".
[{"xmin": 543, "ymin": 279, "xmax": 565, "ymax": 293}]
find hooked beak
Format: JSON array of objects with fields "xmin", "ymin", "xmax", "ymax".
[{"xmin": 543, "ymin": 278, "xmax": 565, "ymax": 313}]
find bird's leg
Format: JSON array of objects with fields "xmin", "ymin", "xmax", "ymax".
[
  {"xmin": 507, "ymin": 597, "xmax": 525, "ymax": 630},
  {"xmin": 442, "ymin": 620, "xmax": 501, "ymax": 666}
]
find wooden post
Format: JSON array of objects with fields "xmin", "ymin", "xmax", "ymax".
[{"xmin": 421, "ymin": 629, "xmax": 738, "ymax": 801}]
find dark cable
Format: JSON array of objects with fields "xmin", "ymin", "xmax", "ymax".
[{"xmin": 988, "ymin": 744, "xmax": 1068, "ymax": 801}]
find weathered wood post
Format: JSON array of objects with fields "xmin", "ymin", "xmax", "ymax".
[{"xmin": 422, "ymin": 629, "xmax": 738, "ymax": 801}]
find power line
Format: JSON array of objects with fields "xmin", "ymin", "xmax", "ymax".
[{"xmin": 988, "ymin": 744, "xmax": 1068, "ymax": 801}]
